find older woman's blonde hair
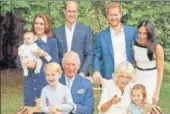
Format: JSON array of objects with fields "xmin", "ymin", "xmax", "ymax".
[
  {"xmin": 113, "ymin": 61, "xmax": 136, "ymax": 82},
  {"xmin": 44, "ymin": 62, "xmax": 62, "ymax": 77}
]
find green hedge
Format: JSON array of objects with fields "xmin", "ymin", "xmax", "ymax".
[{"xmin": 1, "ymin": 1, "xmax": 170, "ymax": 61}]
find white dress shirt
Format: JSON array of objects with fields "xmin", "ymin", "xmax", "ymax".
[
  {"xmin": 65, "ymin": 22, "xmax": 76, "ymax": 51},
  {"xmin": 110, "ymin": 27, "xmax": 127, "ymax": 70}
]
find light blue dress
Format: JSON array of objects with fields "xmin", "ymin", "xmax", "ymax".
[{"xmin": 129, "ymin": 103, "xmax": 144, "ymax": 114}]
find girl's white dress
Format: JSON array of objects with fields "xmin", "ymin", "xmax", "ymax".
[{"xmin": 133, "ymin": 40, "xmax": 157, "ymax": 104}]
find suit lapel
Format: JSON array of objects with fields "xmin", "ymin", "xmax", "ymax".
[
  {"xmin": 71, "ymin": 75, "xmax": 80, "ymax": 96},
  {"xmin": 105, "ymin": 27, "xmax": 114, "ymax": 59},
  {"xmin": 62, "ymin": 26, "xmax": 68, "ymax": 51},
  {"xmin": 59, "ymin": 74, "xmax": 66, "ymax": 85},
  {"xmin": 123, "ymin": 25, "xmax": 130, "ymax": 59},
  {"xmin": 71, "ymin": 23, "xmax": 78, "ymax": 50}
]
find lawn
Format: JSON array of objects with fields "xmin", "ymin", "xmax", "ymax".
[{"xmin": 1, "ymin": 62, "xmax": 170, "ymax": 114}]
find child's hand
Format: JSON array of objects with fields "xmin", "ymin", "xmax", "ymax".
[
  {"xmin": 34, "ymin": 49, "xmax": 47, "ymax": 57},
  {"xmin": 49, "ymin": 106, "xmax": 57, "ymax": 114}
]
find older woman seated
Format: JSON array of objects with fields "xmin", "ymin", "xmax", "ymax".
[{"xmin": 98, "ymin": 61, "xmax": 135, "ymax": 114}]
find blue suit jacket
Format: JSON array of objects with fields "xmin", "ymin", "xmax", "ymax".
[
  {"xmin": 93, "ymin": 25, "xmax": 137, "ymax": 79},
  {"xmin": 59, "ymin": 74, "xmax": 94, "ymax": 114},
  {"xmin": 54, "ymin": 23, "xmax": 94, "ymax": 75}
]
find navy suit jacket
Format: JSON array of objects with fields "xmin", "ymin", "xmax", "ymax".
[
  {"xmin": 93, "ymin": 25, "xmax": 137, "ymax": 79},
  {"xmin": 54, "ymin": 23, "xmax": 94, "ymax": 75},
  {"xmin": 59, "ymin": 74, "xmax": 94, "ymax": 114}
]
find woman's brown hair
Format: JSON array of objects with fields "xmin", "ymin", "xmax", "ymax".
[{"xmin": 31, "ymin": 14, "xmax": 53, "ymax": 38}]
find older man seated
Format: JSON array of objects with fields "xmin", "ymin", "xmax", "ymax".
[{"xmin": 59, "ymin": 51, "xmax": 94, "ymax": 114}]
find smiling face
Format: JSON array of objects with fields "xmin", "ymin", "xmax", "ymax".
[
  {"xmin": 107, "ymin": 7, "xmax": 122, "ymax": 29},
  {"xmin": 63, "ymin": 56, "xmax": 78, "ymax": 79},
  {"xmin": 45, "ymin": 68, "xmax": 60, "ymax": 87},
  {"xmin": 131, "ymin": 89, "xmax": 144, "ymax": 106},
  {"xmin": 64, "ymin": 1, "xmax": 78, "ymax": 25},
  {"xmin": 138, "ymin": 26, "xmax": 148, "ymax": 46},
  {"xmin": 34, "ymin": 17, "xmax": 46, "ymax": 37},
  {"xmin": 116, "ymin": 72, "xmax": 132, "ymax": 89}
]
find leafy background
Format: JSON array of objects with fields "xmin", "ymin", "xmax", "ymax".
[
  {"xmin": 1, "ymin": 0, "xmax": 170, "ymax": 62},
  {"xmin": 1, "ymin": 1, "xmax": 170, "ymax": 114}
]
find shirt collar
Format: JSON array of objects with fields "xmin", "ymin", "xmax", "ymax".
[
  {"xmin": 110, "ymin": 25, "xmax": 124, "ymax": 34},
  {"xmin": 65, "ymin": 22, "xmax": 76, "ymax": 32},
  {"xmin": 41, "ymin": 35, "xmax": 47, "ymax": 43},
  {"xmin": 65, "ymin": 75, "xmax": 76, "ymax": 82}
]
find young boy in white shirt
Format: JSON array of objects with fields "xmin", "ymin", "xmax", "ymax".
[{"xmin": 40, "ymin": 62, "xmax": 74, "ymax": 114}]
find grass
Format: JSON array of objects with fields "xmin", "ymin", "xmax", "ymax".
[{"xmin": 1, "ymin": 62, "xmax": 170, "ymax": 114}]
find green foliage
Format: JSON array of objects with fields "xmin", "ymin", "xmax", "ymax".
[{"xmin": 1, "ymin": 0, "xmax": 170, "ymax": 61}]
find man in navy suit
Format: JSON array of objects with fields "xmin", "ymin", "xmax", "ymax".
[
  {"xmin": 93, "ymin": 2, "xmax": 137, "ymax": 83},
  {"xmin": 59, "ymin": 51, "xmax": 94, "ymax": 114},
  {"xmin": 54, "ymin": 1, "xmax": 93, "ymax": 76}
]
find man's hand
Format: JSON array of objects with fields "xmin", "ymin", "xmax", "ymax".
[{"xmin": 93, "ymin": 71, "xmax": 102, "ymax": 84}]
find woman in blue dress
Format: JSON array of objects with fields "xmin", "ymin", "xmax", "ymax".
[{"xmin": 17, "ymin": 14, "xmax": 59, "ymax": 106}]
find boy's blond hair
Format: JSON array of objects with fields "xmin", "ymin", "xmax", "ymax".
[{"xmin": 44, "ymin": 62, "xmax": 62, "ymax": 76}]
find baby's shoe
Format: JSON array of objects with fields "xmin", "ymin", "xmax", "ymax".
[
  {"xmin": 35, "ymin": 68, "xmax": 41, "ymax": 74},
  {"xmin": 23, "ymin": 69, "xmax": 28, "ymax": 76}
]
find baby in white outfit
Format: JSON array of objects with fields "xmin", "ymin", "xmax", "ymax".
[{"xmin": 18, "ymin": 32, "xmax": 42, "ymax": 76}]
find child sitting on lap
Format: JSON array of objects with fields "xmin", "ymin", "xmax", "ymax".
[{"xmin": 40, "ymin": 62, "xmax": 74, "ymax": 114}]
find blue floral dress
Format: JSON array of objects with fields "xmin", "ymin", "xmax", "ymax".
[{"xmin": 17, "ymin": 36, "xmax": 59, "ymax": 106}]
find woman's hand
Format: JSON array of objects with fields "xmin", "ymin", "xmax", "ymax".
[
  {"xmin": 34, "ymin": 48, "xmax": 47, "ymax": 57},
  {"xmin": 110, "ymin": 95, "xmax": 121, "ymax": 104}
]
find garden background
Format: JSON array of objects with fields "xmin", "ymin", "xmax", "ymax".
[{"xmin": 1, "ymin": 0, "xmax": 170, "ymax": 114}]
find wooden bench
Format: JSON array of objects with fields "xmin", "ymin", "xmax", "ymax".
[{"xmin": 15, "ymin": 87, "xmax": 102, "ymax": 114}]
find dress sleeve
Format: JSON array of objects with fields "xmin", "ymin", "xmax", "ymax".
[{"xmin": 98, "ymin": 80, "xmax": 110, "ymax": 111}]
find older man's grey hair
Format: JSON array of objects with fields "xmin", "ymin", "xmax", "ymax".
[
  {"xmin": 113, "ymin": 61, "xmax": 136, "ymax": 81},
  {"xmin": 62, "ymin": 51, "xmax": 81, "ymax": 69}
]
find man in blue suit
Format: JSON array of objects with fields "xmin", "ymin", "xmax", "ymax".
[
  {"xmin": 59, "ymin": 51, "xmax": 94, "ymax": 114},
  {"xmin": 54, "ymin": 1, "xmax": 93, "ymax": 76},
  {"xmin": 93, "ymin": 2, "xmax": 137, "ymax": 83}
]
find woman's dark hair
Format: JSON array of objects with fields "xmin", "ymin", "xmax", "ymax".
[{"xmin": 137, "ymin": 20, "xmax": 157, "ymax": 61}]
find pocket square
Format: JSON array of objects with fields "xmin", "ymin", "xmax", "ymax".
[{"xmin": 77, "ymin": 89, "xmax": 84, "ymax": 94}]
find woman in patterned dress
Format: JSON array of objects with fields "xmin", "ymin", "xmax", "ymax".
[
  {"xmin": 133, "ymin": 20, "xmax": 164, "ymax": 104},
  {"xmin": 17, "ymin": 14, "xmax": 59, "ymax": 106}
]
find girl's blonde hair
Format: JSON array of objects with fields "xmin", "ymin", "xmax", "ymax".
[
  {"xmin": 113, "ymin": 61, "xmax": 136, "ymax": 82},
  {"xmin": 131, "ymin": 84, "xmax": 147, "ymax": 104},
  {"xmin": 44, "ymin": 62, "xmax": 62, "ymax": 77}
]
